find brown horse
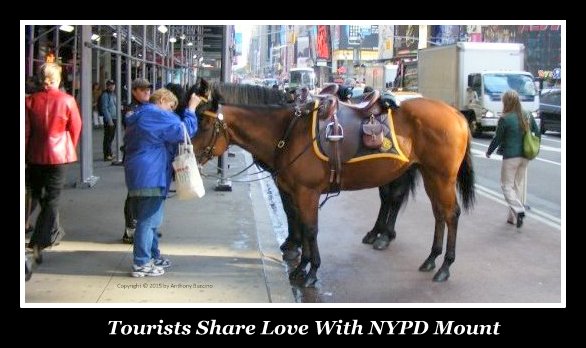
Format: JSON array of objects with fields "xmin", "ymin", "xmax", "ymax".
[
  {"xmin": 193, "ymin": 84, "xmax": 475, "ymax": 287},
  {"xmin": 191, "ymin": 81, "xmax": 416, "ymax": 258}
]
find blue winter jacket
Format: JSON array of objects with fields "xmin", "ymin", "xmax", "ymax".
[{"xmin": 124, "ymin": 103, "xmax": 198, "ymax": 196}]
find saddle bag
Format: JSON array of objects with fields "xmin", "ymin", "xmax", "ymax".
[{"xmin": 362, "ymin": 115, "xmax": 384, "ymax": 149}]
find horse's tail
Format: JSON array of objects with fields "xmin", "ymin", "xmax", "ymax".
[
  {"xmin": 457, "ymin": 135, "xmax": 476, "ymax": 212},
  {"xmin": 390, "ymin": 165, "xmax": 419, "ymax": 209}
]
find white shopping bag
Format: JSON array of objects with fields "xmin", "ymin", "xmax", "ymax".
[{"xmin": 172, "ymin": 123, "xmax": 205, "ymax": 199}]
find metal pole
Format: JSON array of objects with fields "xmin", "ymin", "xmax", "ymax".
[
  {"xmin": 216, "ymin": 25, "xmax": 232, "ymax": 191},
  {"xmin": 126, "ymin": 25, "xmax": 132, "ymax": 104},
  {"xmin": 78, "ymin": 25, "xmax": 99, "ymax": 188},
  {"xmin": 152, "ymin": 25, "xmax": 157, "ymax": 88},
  {"xmin": 112, "ymin": 25, "xmax": 133, "ymax": 167},
  {"xmin": 27, "ymin": 25, "xmax": 34, "ymax": 77},
  {"xmin": 54, "ymin": 27, "xmax": 60, "ymax": 62},
  {"xmin": 142, "ymin": 25, "xmax": 147, "ymax": 78},
  {"xmin": 162, "ymin": 30, "xmax": 167, "ymax": 85},
  {"xmin": 180, "ymin": 27, "xmax": 184, "ymax": 86},
  {"xmin": 95, "ymin": 26, "xmax": 101, "ymax": 84},
  {"xmin": 71, "ymin": 26, "xmax": 78, "ymax": 98},
  {"xmin": 114, "ymin": 25, "xmax": 123, "ymax": 163}
]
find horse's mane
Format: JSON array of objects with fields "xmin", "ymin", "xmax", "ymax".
[
  {"xmin": 213, "ymin": 83, "xmax": 288, "ymax": 106},
  {"xmin": 165, "ymin": 83, "xmax": 186, "ymax": 115}
]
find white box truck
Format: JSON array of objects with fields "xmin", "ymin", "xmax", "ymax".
[{"xmin": 418, "ymin": 42, "xmax": 539, "ymax": 136}]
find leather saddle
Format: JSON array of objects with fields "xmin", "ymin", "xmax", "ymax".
[{"xmin": 316, "ymin": 90, "xmax": 383, "ymax": 162}]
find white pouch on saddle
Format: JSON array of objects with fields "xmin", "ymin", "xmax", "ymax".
[{"xmin": 172, "ymin": 123, "xmax": 205, "ymax": 200}]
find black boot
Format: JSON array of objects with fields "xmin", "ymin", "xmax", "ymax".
[{"xmin": 516, "ymin": 212, "xmax": 525, "ymax": 228}]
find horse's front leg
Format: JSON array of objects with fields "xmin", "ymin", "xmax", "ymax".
[
  {"xmin": 278, "ymin": 187, "xmax": 302, "ymax": 261},
  {"xmin": 289, "ymin": 188, "xmax": 320, "ymax": 287}
]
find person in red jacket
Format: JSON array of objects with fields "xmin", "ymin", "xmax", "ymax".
[{"xmin": 25, "ymin": 63, "xmax": 82, "ymax": 252}]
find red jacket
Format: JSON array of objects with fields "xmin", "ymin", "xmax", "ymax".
[{"xmin": 26, "ymin": 87, "xmax": 82, "ymax": 165}]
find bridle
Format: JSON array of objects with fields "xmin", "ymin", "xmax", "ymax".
[
  {"xmin": 196, "ymin": 100, "xmax": 322, "ymax": 175},
  {"xmin": 197, "ymin": 104, "xmax": 230, "ymax": 163}
]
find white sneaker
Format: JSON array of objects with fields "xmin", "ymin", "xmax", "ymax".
[{"xmin": 131, "ymin": 261, "xmax": 164, "ymax": 277}]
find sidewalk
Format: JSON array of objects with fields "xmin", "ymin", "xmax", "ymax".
[
  {"xmin": 23, "ymin": 128, "xmax": 295, "ymax": 304},
  {"xmin": 22, "ymin": 129, "xmax": 562, "ymax": 304}
]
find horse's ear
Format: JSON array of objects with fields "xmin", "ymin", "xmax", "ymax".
[
  {"xmin": 200, "ymin": 78, "xmax": 209, "ymax": 91},
  {"xmin": 211, "ymin": 85, "xmax": 221, "ymax": 109}
]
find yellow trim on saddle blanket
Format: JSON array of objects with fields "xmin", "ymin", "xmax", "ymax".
[{"xmin": 311, "ymin": 101, "xmax": 409, "ymax": 163}]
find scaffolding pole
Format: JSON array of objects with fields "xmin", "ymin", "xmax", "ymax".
[
  {"xmin": 77, "ymin": 25, "xmax": 99, "ymax": 188},
  {"xmin": 215, "ymin": 25, "xmax": 232, "ymax": 192},
  {"xmin": 114, "ymin": 25, "xmax": 123, "ymax": 164}
]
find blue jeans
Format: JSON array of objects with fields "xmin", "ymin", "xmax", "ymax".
[{"xmin": 132, "ymin": 196, "xmax": 165, "ymax": 266}]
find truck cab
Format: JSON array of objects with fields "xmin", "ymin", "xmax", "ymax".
[{"xmin": 466, "ymin": 71, "xmax": 539, "ymax": 135}]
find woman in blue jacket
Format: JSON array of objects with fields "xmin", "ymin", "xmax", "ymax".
[{"xmin": 124, "ymin": 88, "xmax": 200, "ymax": 277}]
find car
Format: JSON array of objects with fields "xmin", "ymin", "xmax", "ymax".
[
  {"xmin": 351, "ymin": 86, "xmax": 364, "ymax": 98},
  {"xmin": 263, "ymin": 78, "xmax": 278, "ymax": 88},
  {"xmin": 538, "ymin": 89, "xmax": 561, "ymax": 134},
  {"xmin": 349, "ymin": 89, "xmax": 424, "ymax": 105},
  {"xmin": 390, "ymin": 91, "xmax": 423, "ymax": 103}
]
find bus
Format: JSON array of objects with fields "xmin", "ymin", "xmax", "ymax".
[{"xmin": 288, "ymin": 68, "xmax": 317, "ymax": 94}]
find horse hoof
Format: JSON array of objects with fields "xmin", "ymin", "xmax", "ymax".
[
  {"xmin": 432, "ymin": 270, "xmax": 450, "ymax": 282},
  {"xmin": 282, "ymin": 249, "xmax": 300, "ymax": 261},
  {"xmin": 32, "ymin": 246, "xmax": 43, "ymax": 264},
  {"xmin": 289, "ymin": 269, "xmax": 306, "ymax": 281},
  {"xmin": 373, "ymin": 235, "xmax": 391, "ymax": 250},
  {"xmin": 303, "ymin": 275, "xmax": 318, "ymax": 288},
  {"xmin": 418, "ymin": 261, "xmax": 435, "ymax": 272},
  {"xmin": 362, "ymin": 231, "xmax": 377, "ymax": 244},
  {"xmin": 280, "ymin": 240, "xmax": 297, "ymax": 252}
]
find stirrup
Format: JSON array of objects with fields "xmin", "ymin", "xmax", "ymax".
[{"xmin": 325, "ymin": 122, "xmax": 344, "ymax": 141}]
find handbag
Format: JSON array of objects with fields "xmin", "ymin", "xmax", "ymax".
[
  {"xmin": 362, "ymin": 115, "xmax": 384, "ymax": 149},
  {"xmin": 172, "ymin": 123, "xmax": 205, "ymax": 200},
  {"xmin": 522, "ymin": 115, "xmax": 540, "ymax": 160}
]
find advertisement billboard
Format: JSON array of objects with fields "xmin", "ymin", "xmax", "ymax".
[
  {"xmin": 338, "ymin": 25, "xmax": 379, "ymax": 49},
  {"xmin": 316, "ymin": 25, "xmax": 331, "ymax": 61},
  {"xmin": 234, "ymin": 33, "xmax": 242, "ymax": 56},
  {"xmin": 297, "ymin": 36, "xmax": 311, "ymax": 68}
]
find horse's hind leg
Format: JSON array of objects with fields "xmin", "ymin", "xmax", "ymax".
[
  {"xmin": 418, "ymin": 199, "xmax": 445, "ymax": 273},
  {"xmin": 364, "ymin": 167, "xmax": 417, "ymax": 250},
  {"xmin": 372, "ymin": 197, "xmax": 401, "ymax": 250},
  {"xmin": 434, "ymin": 202, "xmax": 460, "ymax": 282},
  {"xmin": 362, "ymin": 184, "xmax": 392, "ymax": 245},
  {"xmin": 419, "ymin": 171, "xmax": 460, "ymax": 282}
]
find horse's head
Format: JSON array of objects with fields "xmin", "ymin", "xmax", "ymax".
[
  {"xmin": 192, "ymin": 81, "xmax": 292, "ymax": 164},
  {"xmin": 188, "ymin": 77, "xmax": 211, "ymax": 100},
  {"xmin": 192, "ymin": 82, "xmax": 230, "ymax": 164}
]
